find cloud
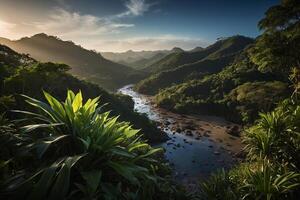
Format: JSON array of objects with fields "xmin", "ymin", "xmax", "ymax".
[
  {"xmin": 92, "ymin": 35, "xmax": 209, "ymax": 52},
  {"xmin": 0, "ymin": 1, "xmax": 208, "ymax": 52},
  {"xmin": 0, "ymin": 20, "xmax": 16, "ymax": 36},
  {"xmin": 36, "ymin": 9, "xmax": 131, "ymax": 36},
  {"xmin": 117, "ymin": 0, "xmax": 152, "ymax": 17}
]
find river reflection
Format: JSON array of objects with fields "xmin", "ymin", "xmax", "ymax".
[{"xmin": 118, "ymin": 85, "xmax": 240, "ymax": 183}]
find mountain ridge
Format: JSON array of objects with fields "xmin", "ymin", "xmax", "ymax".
[{"xmin": 0, "ymin": 33, "xmax": 143, "ymax": 91}]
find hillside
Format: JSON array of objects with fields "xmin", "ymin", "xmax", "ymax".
[
  {"xmin": 0, "ymin": 33, "xmax": 144, "ymax": 91},
  {"xmin": 135, "ymin": 35, "xmax": 254, "ymax": 95},
  {"xmin": 0, "ymin": 44, "xmax": 167, "ymax": 143},
  {"xmin": 101, "ymin": 47, "xmax": 184, "ymax": 69},
  {"xmin": 144, "ymin": 35, "xmax": 253, "ymax": 73},
  {"xmin": 154, "ymin": 51, "xmax": 289, "ymax": 123}
]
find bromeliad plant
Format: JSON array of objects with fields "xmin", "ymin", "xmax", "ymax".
[{"xmin": 2, "ymin": 90, "xmax": 166, "ymax": 200}]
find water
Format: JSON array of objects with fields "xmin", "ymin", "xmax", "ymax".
[{"xmin": 118, "ymin": 85, "xmax": 240, "ymax": 184}]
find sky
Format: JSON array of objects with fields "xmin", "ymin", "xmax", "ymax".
[{"xmin": 0, "ymin": 0, "xmax": 279, "ymax": 52}]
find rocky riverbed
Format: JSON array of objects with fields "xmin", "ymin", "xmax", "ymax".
[{"xmin": 118, "ymin": 85, "xmax": 243, "ymax": 187}]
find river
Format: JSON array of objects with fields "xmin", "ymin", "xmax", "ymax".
[{"xmin": 118, "ymin": 85, "xmax": 242, "ymax": 186}]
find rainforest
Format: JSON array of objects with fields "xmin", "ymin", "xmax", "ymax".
[{"xmin": 0, "ymin": 0, "xmax": 300, "ymax": 199}]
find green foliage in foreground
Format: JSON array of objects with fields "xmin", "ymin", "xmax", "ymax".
[
  {"xmin": 198, "ymin": 95, "xmax": 300, "ymax": 199},
  {"xmin": 0, "ymin": 91, "xmax": 186, "ymax": 200},
  {"xmin": 0, "ymin": 45, "xmax": 166, "ymax": 143}
]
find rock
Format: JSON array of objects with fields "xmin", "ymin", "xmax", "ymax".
[
  {"xmin": 186, "ymin": 131, "xmax": 193, "ymax": 136},
  {"xmin": 176, "ymin": 143, "xmax": 181, "ymax": 148},
  {"xmin": 227, "ymin": 125, "xmax": 240, "ymax": 136},
  {"xmin": 195, "ymin": 137, "xmax": 201, "ymax": 140},
  {"xmin": 214, "ymin": 151, "xmax": 220, "ymax": 155},
  {"xmin": 165, "ymin": 121, "xmax": 171, "ymax": 126},
  {"xmin": 176, "ymin": 128, "xmax": 182, "ymax": 132},
  {"xmin": 203, "ymin": 132, "xmax": 210, "ymax": 137}
]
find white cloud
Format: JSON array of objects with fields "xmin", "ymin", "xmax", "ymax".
[
  {"xmin": 31, "ymin": 8, "xmax": 134, "ymax": 38},
  {"xmin": 117, "ymin": 0, "xmax": 152, "ymax": 17},
  {"xmin": 0, "ymin": 20, "xmax": 16, "ymax": 36},
  {"xmin": 0, "ymin": 1, "xmax": 209, "ymax": 52}
]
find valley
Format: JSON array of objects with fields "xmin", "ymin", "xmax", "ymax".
[
  {"xmin": 1, "ymin": 0, "xmax": 300, "ymax": 199},
  {"xmin": 119, "ymin": 85, "xmax": 242, "ymax": 186}
]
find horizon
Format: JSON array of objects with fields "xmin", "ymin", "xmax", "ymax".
[
  {"xmin": 0, "ymin": 0, "xmax": 278, "ymax": 52},
  {"xmin": 1, "ymin": 32, "xmax": 253, "ymax": 53}
]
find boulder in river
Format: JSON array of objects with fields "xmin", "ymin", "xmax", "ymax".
[{"xmin": 226, "ymin": 125, "xmax": 240, "ymax": 136}]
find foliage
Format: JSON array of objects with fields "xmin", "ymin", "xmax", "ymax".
[
  {"xmin": 135, "ymin": 36, "xmax": 253, "ymax": 95},
  {"xmin": 0, "ymin": 91, "xmax": 182, "ymax": 200},
  {"xmin": 199, "ymin": 95, "xmax": 300, "ymax": 199},
  {"xmin": 198, "ymin": 169, "xmax": 238, "ymax": 200},
  {"xmin": 248, "ymin": 0, "xmax": 300, "ymax": 79},
  {"xmin": 0, "ymin": 45, "xmax": 166, "ymax": 143}
]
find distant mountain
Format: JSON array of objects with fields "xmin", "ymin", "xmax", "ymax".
[
  {"xmin": 101, "ymin": 47, "xmax": 186, "ymax": 70},
  {"xmin": 0, "ymin": 33, "xmax": 143, "ymax": 91},
  {"xmin": 135, "ymin": 35, "xmax": 254, "ymax": 94},
  {"xmin": 0, "ymin": 44, "xmax": 166, "ymax": 143},
  {"xmin": 189, "ymin": 47, "xmax": 204, "ymax": 52},
  {"xmin": 170, "ymin": 47, "xmax": 184, "ymax": 53},
  {"xmin": 144, "ymin": 35, "xmax": 254, "ymax": 73}
]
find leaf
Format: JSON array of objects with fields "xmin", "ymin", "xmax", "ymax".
[
  {"xmin": 20, "ymin": 123, "xmax": 64, "ymax": 133},
  {"xmin": 81, "ymin": 170, "xmax": 102, "ymax": 193}
]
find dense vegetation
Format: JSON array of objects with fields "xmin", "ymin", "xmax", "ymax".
[
  {"xmin": 154, "ymin": 51, "xmax": 290, "ymax": 123},
  {"xmin": 195, "ymin": 0, "xmax": 300, "ymax": 199},
  {"xmin": 136, "ymin": 0, "xmax": 300, "ymax": 124},
  {"xmin": 0, "ymin": 45, "xmax": 166, "ymax": 143},
  {"xmin": 0, "ymin": 34, "xmax": 144, "ymax": 91},
  {"xmin": 0, "ymin": 0, "xmax": 299, "ymax": 199},
  {"xmin": 135, "ymin": 35, "xmax": 253, "ymax": 95},
  {"xmin": 0, "ymin": 91, "xmax": 187, "ymax": 199}
]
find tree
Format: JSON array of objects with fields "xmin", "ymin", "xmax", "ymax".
[{"xmin": 249, "ymin": 0, "xmax": 300, "ymax": 79}]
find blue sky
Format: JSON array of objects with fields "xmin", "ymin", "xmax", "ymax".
[{"xmin": 0, "ymin": 0, "xmax": 279, "ymax": 52}]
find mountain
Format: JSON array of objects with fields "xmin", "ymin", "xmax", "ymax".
[
  {"xmin": 154, "ymin": 51, "xmax": 288, "ymax": 123},
  {"xmin": 189, "ymin": 46, "xmax": 204, "ymax": 52},
  {"xmin": 101, "ymin": 47, "xmax": 186, "ymax": 70},
  {"xmin": 0, "ymin": 44, "xmax": 166, "ymax": 143},
  {"xmin": 144, "ymin": 35, "xmax": 254, "ymax": 74},
  {"xmin": 135, "ymin": 35, "xmax": 254, "ymax": 95},
  {"xmin": 0, "ymin": 33, "xmax": 143, "ymax": 91}
]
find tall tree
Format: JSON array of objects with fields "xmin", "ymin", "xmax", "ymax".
[{"xmin": 249, "ymin": 0, "xmax": 300, "ymax": 79}]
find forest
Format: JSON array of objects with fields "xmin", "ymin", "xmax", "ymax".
[{"xmin": 0, "ymin": 0, "xmax": 300, "ymax": 199}]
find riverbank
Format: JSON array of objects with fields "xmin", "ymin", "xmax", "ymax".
[{"xmin": 118, "ymin": 85, "xmax": 243, "ymax": 187}]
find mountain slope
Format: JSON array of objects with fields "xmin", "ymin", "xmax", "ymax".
[
  {"xmin": 0, "ymin": 44, "xmax": 166, "ymax": 143},
  {"xmin": 154, "ymin": 50, "xmax": 289, "ymax": 123},
  {"xmin": 101, "ymin": 47, "xmax": 184, "ymax": 70},
  {"xmin": 144, "ymin": 35, "xmax": 253, "ymax": 73},
  {"xmin": 135, "ymin": 35, "xmax": 254, "ymax": 95},
  {"xmin": 0, "ymin": 33, "xmax": 143, "ymax": 90}
]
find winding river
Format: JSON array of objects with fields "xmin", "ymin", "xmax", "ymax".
[{"xmin": 118, "ymin": 85, "xmax": 242, "ymax": 185}]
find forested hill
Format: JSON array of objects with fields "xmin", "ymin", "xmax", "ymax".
[
  {"xmin": 144, "ymin": 35, "xmax": 253, "ymax": 74},
  {"xmin": 0, "ymin": 33, "xmax": 144, "ymax": 91},
  {"xmin": 0, "ymin": 44, "xmax": 166, "ymax": 143},
  {"xmin": 135, "ymin": 35, "xmax": 253, "ymax": 95}
]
